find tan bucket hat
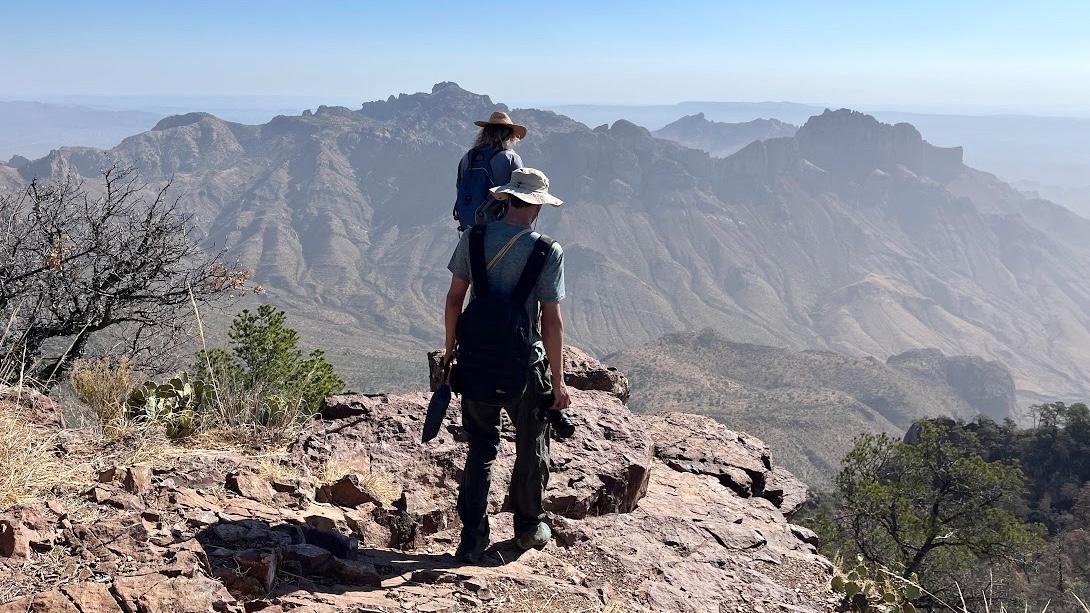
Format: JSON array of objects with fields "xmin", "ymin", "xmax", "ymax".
[
  {"xmin": 474, "ymin": 111, "xmax": 527, "ymax": 139},
  {"xmin": 490, "ymin": 168, "xmax": 563, "ymax": 207}
]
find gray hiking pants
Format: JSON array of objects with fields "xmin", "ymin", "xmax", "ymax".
[{"xmin": 456, "ymin": 362, "xmax": 551, "ymax": 550}]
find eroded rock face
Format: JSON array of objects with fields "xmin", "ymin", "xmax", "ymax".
[
  {"xmin": 1, "ymin": 356, "xmax": 831, "ymax": 612},
  {"xmin": 644, "ymin": 411, "xmax": 806, "ymax": 509}
]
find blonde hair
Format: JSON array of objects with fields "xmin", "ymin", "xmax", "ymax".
[{"xmin": 473, "ymin": 125, "xmax": 519, "ymax": 150}]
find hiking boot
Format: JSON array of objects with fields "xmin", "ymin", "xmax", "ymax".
[
  {"xmin": 515, "ymin": 522, "xmax": 552, "ymax": 551},
  {"xmin": 455, "ymin": 540, "xmax": 488, "ymax": 564}
]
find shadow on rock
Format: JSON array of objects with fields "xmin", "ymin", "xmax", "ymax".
[{"xmin": 195, "ymin": 517, "xmax": 530, "ymax": 604}]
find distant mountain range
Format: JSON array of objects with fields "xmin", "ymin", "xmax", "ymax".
[
  {"xmin": 547, "ymin": 102, "xmax": 1090, "ymax": 216},
  {"xmin": 610, "ymin": 329, "xmax": 1016, "ymax": 484},
  {"xmin": 3, "ymin": 82, "xmax": 1089, "ymax": 406},
  {"xmin": 0, "ymin": 101, "xmax": 161, "ymax": 160},
  {"xmin": 653, "ymin": 113, "xmax": 797, "ymax": 157}
]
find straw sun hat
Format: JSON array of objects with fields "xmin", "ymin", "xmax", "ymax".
[{"xmin": 474, "ymin": 111, "xmax": 527, "ymax": 139}]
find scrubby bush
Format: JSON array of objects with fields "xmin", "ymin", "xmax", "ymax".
[
  {"xmin": 191, "ymin": 305, "xmax": 344, "ymax": 443},
  {"xmin": 69, "ymin": 356, "xmax": 136, "ymax": 425}
]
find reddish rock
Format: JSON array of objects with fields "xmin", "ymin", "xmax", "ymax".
[
  {"xmin": 232, "ymin": 548, "xmax": 280, "ymax": 593},
  {"xmin": 0, "ymin": 508, "xmax": 52, "ymax": 556},
  {"xmin": 645, "ymin": 412, "xmax": 774, "ymax": 499},
  {"xmin": 327, "ymin": 557, "xmax": 381, "ymax": 587},
  {"xmin": 562, "ymin": 346, "xmax": 631, "ymax": 403},
  {"xmin": 88, "ymin": 485, "xmax": 145, "ymax": 511},
  {"xmin": 0, "ymin": 385, "xmax": 63, "ymax": 428},
  {"xmin": 320, "ymin": 474, "xmax": 380, "ymax": 508},
  {"xmin": 226, "ymin": 472, "xmax": 274, "ymax": 502},
  {"xmin": 122, "ymin": 465, "xmax": 153, "ymax": 495},
  {"xmin": 283, "ymin": 543, "xmax": 332, "ymax": 574},
  {"xmin": 60, "ymin": 582, "xmax": 124, "ymax": 612},
  {"xmin": 113, "ymin": 573, "xmax": 241, "ymax": 612},
  {"xmin": 0, "ymin": 590, "xmax": 78, "ymax": 612}
]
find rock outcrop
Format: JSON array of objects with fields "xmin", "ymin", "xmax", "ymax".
[{"xmin": 0, "ymin": 354, "xmax": 834, "ymax": 611}]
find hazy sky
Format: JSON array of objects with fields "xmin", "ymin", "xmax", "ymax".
[{"xmin": 3, "ymin": 0, "xmax": 1088, "ymax": 114}]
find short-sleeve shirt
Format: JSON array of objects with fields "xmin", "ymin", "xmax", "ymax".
[
  {"xmin": 456, "ymin": 149, "xmax": 524, "ymax": 189},
  {"xmin": 447, "ymin": 222, "xmax": 565, "ymax": 364}
]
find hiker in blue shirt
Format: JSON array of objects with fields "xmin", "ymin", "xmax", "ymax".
[
  {"xmin": 444, "ymin": 167, "xmax": 570, "ymax": 562},
  {"xmin": 452, "ymin": 111, "xmax": 526, "ymax": 231}
]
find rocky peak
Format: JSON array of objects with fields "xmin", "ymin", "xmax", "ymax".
[
  {"xmin": 152, "ymin": 111, "xmax": 223, "ymax": 131},
  {"xmin": 795, "ymin": 108, "xmax": 963, "ymax": 180}
]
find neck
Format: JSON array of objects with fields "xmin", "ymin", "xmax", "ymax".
[{"xmin": 504, "ymin": 207, "xmax": 539, "ymax": 227}]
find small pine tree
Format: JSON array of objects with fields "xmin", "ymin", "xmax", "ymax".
[{"xmin": 195, "ymin": 305, "xmax": 344, "ymax": 418}]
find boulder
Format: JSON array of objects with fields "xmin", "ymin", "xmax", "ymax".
[
  {"xmin": 112, "ymin": 574, "xmax": 241, "ymax": 612},
  {"xmin": 646, "ymin": 411, "xmax": 791, "ymax": 504},
  {"xmin": 225, "ymin": 472, "xmax": 274, "ymax": 502},
  {"xmin": 562, "ymin": 346, "xmax": 631, "ymax": 403}
]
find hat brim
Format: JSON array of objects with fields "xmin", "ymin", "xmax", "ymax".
[
  {"xmin": 474, "ymin": 120, "xmax": 527, "ymax": 139},
  {"xmin": 490, "ymin": 186, "xmax": 562, "ymax": 207}
]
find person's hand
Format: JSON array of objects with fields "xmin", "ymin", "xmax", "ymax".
[{"xmin": 551, "ymin": 383, "xmax": 571, "ymax": 411}]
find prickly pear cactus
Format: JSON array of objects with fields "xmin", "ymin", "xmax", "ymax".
[{"xmin": 831, "ymin": 556, "xmax": 921, "ymax": 612}]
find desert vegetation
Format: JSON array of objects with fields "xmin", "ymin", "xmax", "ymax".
[
  {"xmin": 802, "ymin": 405, "xmax": 1090, "ymax": 612},
  {"xmin": 0, "ymin": 169, "xmax": 345, "ymax": 504}
]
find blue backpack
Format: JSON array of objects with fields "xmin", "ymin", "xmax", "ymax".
[{"xmin": 454, "ymin": 145, "xmax": 506, "ymax": 229}]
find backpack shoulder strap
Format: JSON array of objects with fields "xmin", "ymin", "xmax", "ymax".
[
  {"xmin": 511, "ymin": 236, "xmax": 555, "ymax": 305},
  {"xmin": 468, "ymin": 225, "xmax": 489, "ymax": 297}
]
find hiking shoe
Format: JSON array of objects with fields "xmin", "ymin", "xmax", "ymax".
[
  {"xmin": 455, "ymin": 541, "xmax": 488, "ymax": 564},
  {"xmin": 515, "ymin": 522, "xmax": 552, "ymax": 551}
]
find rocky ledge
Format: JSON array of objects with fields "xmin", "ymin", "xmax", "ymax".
[{"xmin": 0, "ymin": 351, "xmax": 834, "ymax": 612}]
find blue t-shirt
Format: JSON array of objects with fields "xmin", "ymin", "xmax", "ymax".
[{"xmin": 448, "ymin": 222, "xmax": 565, "ymax": 364}]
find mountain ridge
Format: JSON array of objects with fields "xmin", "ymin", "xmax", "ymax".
[
  {"xmin": 2, "ymin": 82, "xmax": 1089, "ymax": 403},
  {"xmin": 609, "ymin": 328, "xmax": 1017, "ymax": 483}
]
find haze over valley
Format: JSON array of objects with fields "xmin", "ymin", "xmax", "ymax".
[{"xmin": 5, "ymin": 82, "xmax": 1089, "ymax": 417}]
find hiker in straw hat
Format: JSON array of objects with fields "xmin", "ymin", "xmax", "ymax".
[
  {"xmin": 452, "ymin": 111, "xmax": 528, "ymax": 231},
  {"xmin": 444, "ymin": 166, "xmax": 570, "ymax": 561}
]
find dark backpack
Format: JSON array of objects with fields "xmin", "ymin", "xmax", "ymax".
[
  {"xmin": 453, "ymin": 145, "xmax": 505, "ymax": 228},
  {"xmin": 453, "ymin": 225, "xmax": 554, "ymax": 404}
]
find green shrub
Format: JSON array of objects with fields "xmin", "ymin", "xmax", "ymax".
[{"xmin": 194, "ymin": 305, "xmax": 344, "ymax": 426}]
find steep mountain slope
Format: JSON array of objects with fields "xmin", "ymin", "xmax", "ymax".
[
  {"xmin": 609, "ymin": 329, "xmax": 1017, "ymax": 484},
  {"xmin": 654, "ymin": 113, "xmax": 797, "ymax": 156},
  {"xmin": 3, "ymin": 83, "xmax": 1090, "ymax": 402}
]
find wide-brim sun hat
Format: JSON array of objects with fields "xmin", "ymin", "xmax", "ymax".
[
  {"xmin": 490, "ymin": 168, "xmax": 563, "ymax": 207},
  {"xmin": 474, "ymin": 111, "xmax": 527, "ymax": 140}
]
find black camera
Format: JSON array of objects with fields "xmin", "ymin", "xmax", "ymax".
[{"xmin": 538, "ymin": 392, "xmax": 576, "ymax": 440}]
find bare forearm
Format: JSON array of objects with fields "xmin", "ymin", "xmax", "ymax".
[
  {"xmin": 444, "ymin": 295, "xmax": 461, "ymax": 356},
  {"xmin": 541, "ymin": 311, "xmax": 565, "ymax": 385}
]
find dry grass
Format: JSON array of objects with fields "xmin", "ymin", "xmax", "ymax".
[
  {"xmin": 317, "ymin": 453, "xmax": 402, "ymax": 504},
  {"xmin": 0, "ymin": 399, "xmax": 87, "ymax": 508},
  {"xmin": 69, "ymin": 356, "xmax": 137, "ymax": 425}
]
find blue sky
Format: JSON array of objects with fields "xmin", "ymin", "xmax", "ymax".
[{"xmin": 2, "ymin": 1, "xmax": 1088, "ymax": 113}]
